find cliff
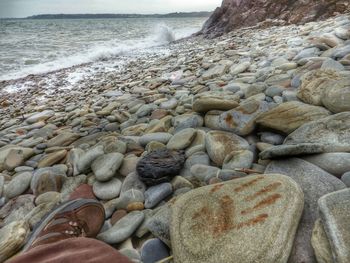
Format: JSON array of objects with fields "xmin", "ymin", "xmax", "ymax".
[{"xmin": 201, "ymin": 0, "xmax": 349, "ymax": 37}]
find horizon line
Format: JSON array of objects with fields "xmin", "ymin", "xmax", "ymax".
[{"xmin": 1, "ymin": 10, "xmax": 213, "ymax": 19}]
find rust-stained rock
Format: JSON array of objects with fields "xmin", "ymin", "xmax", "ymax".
[
  {"xmin": 170, "ymin": 174, "xmax": 304, "ymax": 263},
  {"xmin": 256, "ymin": 101, "xmax": 331, "ymax": 134}
]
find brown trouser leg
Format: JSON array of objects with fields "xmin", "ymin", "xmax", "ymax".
[{"xmin": 6, "ymin": 237, "xmax": 133, "ymax": 263}]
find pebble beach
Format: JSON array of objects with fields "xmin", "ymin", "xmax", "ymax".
[{"xmin": 0, "ymin": 12, "xmax": 350, "ymax": 263}]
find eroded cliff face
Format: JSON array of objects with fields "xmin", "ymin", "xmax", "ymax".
[{"xmin": 201, "ymin": 0, "xmax": 349, "ymax": 37}]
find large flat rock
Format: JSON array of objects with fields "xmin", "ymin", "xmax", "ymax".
[
  {"xmin": 319, "ymin": 189, "xmax": 350, "ymax": 263},
  {"xmin": 265, "ymin": 158, "xmax": 346, "ymax": 263},
  {"xmin": 260, "ymin": 112, "xmax": 350, "ymax": 159},
  {"xmin": 256, "ymin": 101, "xmax": 330, "ymax": 134},
  {"xmin": 170, "ymin": 174, "xmax": 304, "ymax": 263}
]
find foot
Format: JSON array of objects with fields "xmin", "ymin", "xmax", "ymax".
[{"xmin": 22, "ymin": 199, "xmax": 105, "ymax": 251}]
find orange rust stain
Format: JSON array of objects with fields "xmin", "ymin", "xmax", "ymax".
[
  {"xmin": 224, "ymin": 114, "xmax": 235, "ymax": 128},
  {"xmin": 190, "ymin": 195, "xmax": 235, "ymax": 238},
  {"xmin": 234, "ymin": 176, "xmax": 264, "ymax": 192},
  {"xmin": 241, "ymin": 193, "xmax": 282, "ymax": 215},
  {"xmin": 236, "ymin": 214, "xmax": 269, "ymax": 229},
  {"xmin": 244, "ymin": 182, "xmax": 282, "ymax": 201},
  {"xmin": 212, "ymin": 195, "xmax": 234, "ymax": 237},
  {"xmin": 210, "ymin": 183, "xmax": 225, "ymax": 194},
  {"xmin": 190, "ymin": 194, "xmax": 271, "ymax": 238}
]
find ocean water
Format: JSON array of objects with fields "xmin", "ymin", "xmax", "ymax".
[{"xmin": 0, "ymin": 17, "xmax": 207, "ymax": 81}]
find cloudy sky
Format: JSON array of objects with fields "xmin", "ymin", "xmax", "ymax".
[{"xmin": 0, "ymin": 0, "xmax": 222, "ymax": 18}]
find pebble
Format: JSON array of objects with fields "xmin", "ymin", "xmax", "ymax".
[
  {"xmin": 341, "ymin": 172, "xmax": 350, "ymax": 187},
  {"xmin": 115, "ymin": 189, "xmax": 145, "ymax": 210},
  {"xmin": 121, "ymin": 172, "xmax": 146, "ymax": 194},
  {"xmin": 139, "ymin": 133, "xmax": 173, "ymax": 146},
  {"xmin": 1, "ymin": 13, "xmax": 350, "ymax": 263},
  {"xmin": 97, "ymin": 211, "xmax": 144, "ymax": 244},
  {"xmin": 91, "ymin": 153, "xmax": 124, "ymax": 182},
  {"xmin": 92, "ymin": 178, "xmax": 122, "ymax": 200},
  {"xmin": 167, "ymin": 128, "xmax": 197, "ymax": 150},
  {"xmin": 141, "ymin": 238, "xmax": 170, "ymax": 263},
  {"xmin": 4, "ymin": 172, "xmax": 32, "ymax": 199},
  {"xmin": 144, "ymin": 183, "xmax": 173, "ymax": 209},
  {"xmin": 319, "ymin": 189, "xmax": 350, "ymax": 263}
]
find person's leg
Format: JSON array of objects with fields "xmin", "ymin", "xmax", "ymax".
[
  {"xmin": 6, "ymin": 237, "xmax": 132, "ymax": 263},
  {"xmin": 6, "ymin": 198, "xmax": 132, "ymax": 263}
]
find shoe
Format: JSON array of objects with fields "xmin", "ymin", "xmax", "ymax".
[{"xmin": 22, "ymin": 199, "xmax": 105, "ymax": 251}]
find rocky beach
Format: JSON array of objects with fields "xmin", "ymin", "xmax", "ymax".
[{"xmin": 0, "ymin": 1, "xmax": 350, "ymax": 262}]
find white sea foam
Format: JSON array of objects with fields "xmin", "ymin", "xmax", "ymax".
[{"xmin": 0, "ymin": 21, "xmax": 201, "ymax": 81}]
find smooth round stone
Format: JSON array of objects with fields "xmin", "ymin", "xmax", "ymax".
[
  {"xmin": 144, "ymin": 183, "xmax": 173, "ymax": 209},
  {"xmin": 322, "ymin": 78, "xmax": 350, "ymax": 113},
  {"xmin": 167, "ymin": 128, "xmax": 197, "ymax": 150},
  {"xmin": 35, "ymin": 191, "xmax": 61, "ymax": 205},
  {"xmin": 321, "ymin": 58, "xmax": 345, "ymax": 71},
  {"xmin": 116, "ymin": 189, "xmax": 145, "ymax": 210},
  {"xmin": 37, "ymin": 150, "xmax": 67, "ymax": 168},
  {"xmin": 97, "ymin": 211, "xmax": 144, "ymax": 244},
  {"xmin": 104, "ymin": 140, "xmax": 127, "ymax": 154},
  {"xmin": 190, "ymin": 164, "xmax": 220, "ymax": 182},
  {"xmin": 104, "ymin": 123, "xmax": 119, "ymax": 132},
  {"xmin": 0, "ymin": 220, "xmax": 30, "ymax": 262},
  {"xmin": 135, "ymin": 209, "xmax": 153, "ymax": 238},
  {"xmin": 181, "ymin": 151, "xmax": 210, "ymax": 177},
  {"xmin": 341, "ymin": 172, "xmax": 350, "ymax": 187},
  {"xmin": 136, "ymin": 104, "xmax": 157, "ymax": 118},
  {"xmin": 173, "ymin": 114, "xmax": 204, "ymax": 132},
  {"xmin": 14, "ymin": 166, "xmax": 34, "ymax": 173},
  {"xmin": 171, "ymin": 176, "xmax": 193, "ymax": 191},
  {"xmin": 110, "ymin": 210, "xmax": 127, "ymax": 225},
  {"xmin": 93, "ymin": 178, "xmax": 122, "ymax": 200},
  {"xmin": 146, "ymin": 204, "xmax": 172, "ymax": 245},
  {"xmin": 30, "ymin": 167, "xmax": 66, "ymax": 196},
  {"xmin": 141, "ymin": 238, "xmax": 170, "ymax": 263},
  {"xmin": 92, "ymin": 153, "xmax": 124, "ymax": 182},
  {"xmin": 121, "ymin": 172, "xmax": 146, "ymax": 194},
  {"xmin": 260, "ymin": 132, "xmax": 285, "ymax": 145},
  {"xmin": 139, "ymin": 133, "xmax": 173, "ymax": 146},
  {"xmin": 25, "ymin": 110, "xmax": 55, "ymax": 124},
  {"xmin": 137, "ymin": 149, "xmax": 185, "ymax": 186},
  {"xmin": 119, "ymin": 155, "xmax": 139, "ymax": 177},
  {"xmin": 222, "ymin": 150, "xmax": 254, "ymax": 170},
  {"xmin": 205, "ymin": 130, "xmax": 250, "ymax": 166},
  {"xmin": 265, "ymin": 86, "xmax": 283, "ymax": 97},
  {"xmin": 160, "ymin": 98, "xmax": 178, "ymax": 109},
  {"xmin": 145, "ymin": 141, "xmax": 166, "ymax": 152}
]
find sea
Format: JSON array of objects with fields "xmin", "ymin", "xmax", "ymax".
[{"xmin": 0, "ymin": 17, "xmax": 207, "ymax": 82}]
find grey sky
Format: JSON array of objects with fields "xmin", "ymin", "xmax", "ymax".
[{"xmin": 0, "ymin": 0, "xmax": 222, "ymax": 18}]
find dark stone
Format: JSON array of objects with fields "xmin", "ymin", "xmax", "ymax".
[
  {"xmin": 141, "ymin": 238, "xmax": 170, "ymax": 263},
  {"xmin": 137, "ymin": 149, "xmax": 185, "ymax": 186}
]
